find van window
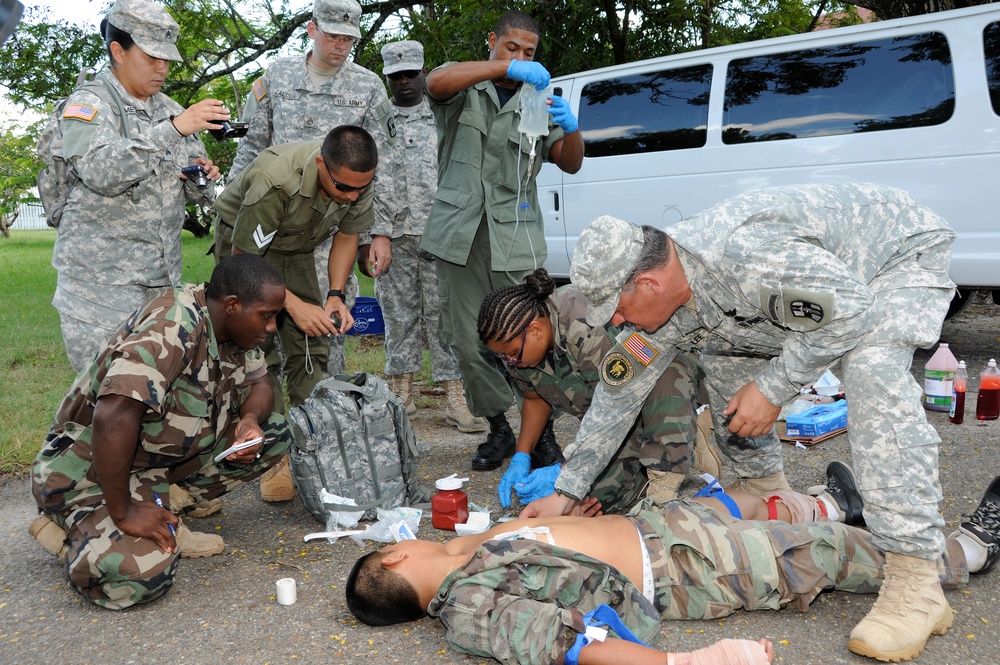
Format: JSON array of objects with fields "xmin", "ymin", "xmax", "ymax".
[
  {"xmin": 723, "ymin": 32, "xmax": 954, "ymax": 143},
  {"xmin": 578, "ymin": 65, "xmax": 712, "ymax": 158},
  {"xmin": 983, "ymin": 22, "xmax": 1000, "ymax": 114}
]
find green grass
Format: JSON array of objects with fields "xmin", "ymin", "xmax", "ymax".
[{"xmin": 0, "ymin": 230, "xmax": 405, "ymax": 477}]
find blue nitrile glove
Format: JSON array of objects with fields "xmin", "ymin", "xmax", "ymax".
[
  {"xmin": 498, "ymin": 452, "xmax": 532, "ymax": 508},
  {"xmin": 547, "ymin": 95, "xmax": 578, "ymax": 133},
  {"xmin": 515, "ymin": 463, "xmax": 562, "ymax": 504},
  {"xmin": 506, "ymin": 60, "xmax": 551, "ymax": 89}
]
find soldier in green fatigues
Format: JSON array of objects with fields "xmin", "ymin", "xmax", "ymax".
[{"xmin": 213, "ymin": 126, "xmax": 377, "ymax": 500}]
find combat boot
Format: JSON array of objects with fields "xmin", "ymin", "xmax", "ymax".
[
  {"xmin": 953, "ymin": 474, "xmax": 1000, "ymax": 574},
  {"xmin": 530, "ymin": 420, "xmax": 564, "ymax": 469},
  {"xmin": 646, "ymin": 469, "xmax": 685, "ymax": 503},
  {"xmin": 387, "ymin": 373, "xmax": 416, "ymax": 416},
  {"xmin": 444, "ymin": 380, "xmax": 487, "ymax": 432},
  {"xmin": 260, "ymin": 455, "xmax": 296, "ymax": 502},
  {"xmin": 729, "ymin": 469, "xmax": 792, "ymax": 496},
  {"xmin": 175, "ymin": 520, "xmax": 226, "ymax": 558},
  {"xmin": 28, "ymin": 515, "xmax": 67, "ymax": 562},
  {"xmin": 807, "ymin": 461, "xmax": 865, "ymax": 527},
  {"xmin": 169, "ymin": 483, "xmax": 222, "ymax": 518},
  {"xmin": 692, "ymin": 407, "xmax": 722, "ymax": 479},
  {"xmin": 848, "ymin": 552, "xmax": 952, "ymax": 662},
  {"xmin": 471, "ymin": 413, "xmax": 516, "ymax": 471}
]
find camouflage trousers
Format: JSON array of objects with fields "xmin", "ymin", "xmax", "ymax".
[
  {"xmin": 313, "ymin": 235, "xmax": 359, "ymax": 376},
  {"xmin": 53, "ymin": 276, "xmax": 169, "ymax": 373},
  {"xmin": 589, "ymin": 352, "xmax": 701, "ymax": 514},
  {"xmin": 632, "ymin": 500, "xmax": 967, "ymax": 621},
  {"xmin": 31, "ymin": 414, "xmax": 291, "ymax": 610},
  {"xmin": 375, "ymin": 235, "xmax": 459, "ymax": 380}
]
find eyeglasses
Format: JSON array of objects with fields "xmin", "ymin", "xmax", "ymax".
[
  {"xmin": 387, "ymin": 70, "xmax": 421, "ymax": 81},
  {"xmin": 493, "ymin": 325, "xmax": 530, "ymax": 365},
  {"xmin": 328, "ymin": 170, "xmax": 375, "ymax": 193},
  {"xmin": 321, "ymin": 31, "xmax": 355, "ymax": 46}
]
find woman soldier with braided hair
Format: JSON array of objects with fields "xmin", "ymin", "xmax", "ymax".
[{"xmin": 477, "ymin": 268, "xmax": 712, "ymax": 512}]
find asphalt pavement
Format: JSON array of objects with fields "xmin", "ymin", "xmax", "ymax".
[{"xmin": 1, "ymin": 295, "xmax": 998, "ymax": 665}]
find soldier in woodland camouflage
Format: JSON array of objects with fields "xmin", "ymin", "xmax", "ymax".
[
  {"xmin": 535, "ymin": 183, "xmax": 957, "ymax": 663},
  {"xmin": 346, "ymin": 480, "xmax": 1000, "ymax": 664},
  {"xmin": 358, "ymin": 40, "xmax": 484, "ymax": 432},
  {"xmin": 48, "ymin": 0, "xmax": 230, "ymax": 372},
  {"xmin": 477, "ymin": 268, "xmax": 704, "ymax": 513},
  {"xmin": 29, "ymin": 255, "xmax": 292, "ymax": 610},
  {"xmin": 232, "ymin": 0, "xmax": 395, "ymax": 378}
]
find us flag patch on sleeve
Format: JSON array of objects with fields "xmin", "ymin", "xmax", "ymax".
[
  {"xmin": 252, "ymin": 78, "xmax": 266, "ymax": 101},
  {"xmin": 623, "ymin": 332, "xmax": 658, "ymax": 366},
  {"xmin": 63, "ymin": 104, "xmax": 98, "ymax": 121}
]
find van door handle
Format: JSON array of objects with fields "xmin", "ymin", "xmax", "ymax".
[{"xmin": 553, "ymin": 192, "xmax": 560, "ymax": 211}]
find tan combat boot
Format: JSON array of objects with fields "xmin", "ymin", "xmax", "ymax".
[
  {"xmin": 175, "ymin": 520, "xmax": 226, "ymax": 558},
  {"xmin": 728, "ymin": 469, "xmax": 792, "ymax": 496},
  {"xmin": 646, "ymin": 469, "xmax": 685, "ymax": 503},
  {"xmin": 387, "ymin": 373, "xmax": 416, "ymax": 415},
  {"xmin": 691, "ymin": 407, "xmax": 722, "ymax": 479},
  {"xmin": 444, "ymin": 380, "xmax": 487, "ymax": 433},
  {"xmin": 260, "ymin": 455, "xmax": 296, "ymax": 502},
  {"xmin": 29, "ymin": 515, "xmax": 68, "ymax": 562},
  {"xmin": 169, "ymin": 483, "xmax": 222, "ymax": 518},
  {"xmin": 848, "ymin": 552, "xmax": 952, "ymax": 662}
]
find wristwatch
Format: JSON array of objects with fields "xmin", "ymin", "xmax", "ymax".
[{"xmin": 326, "ymin": 289, "xmax": 345, "ymax": 301}]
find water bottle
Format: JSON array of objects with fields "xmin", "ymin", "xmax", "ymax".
[
  {"xmin": 518, "ymin": 83, "xmax": 554, "ymax": 139},
  {"xmin": 949, "ymin": 360, "xmax": 967, "ymax": 424},
  {"xmin": 975, "ymin": 358, "xmax": 1000, "ymax": 420},
  {"xmin": 431, "ymin": 474, "xmax": 469, "ymax": 530},
  {"xmin": 923, "ymin": 342, "xmax": 958, "ymax": 411}
]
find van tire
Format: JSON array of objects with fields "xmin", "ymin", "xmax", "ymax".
[{"xmin": 946, "ymin": 288, "xmax": 974, "ymax": 319}]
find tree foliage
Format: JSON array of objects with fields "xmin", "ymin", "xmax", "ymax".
[{"xmin": 0, "ymin": 120, "xmax": 44, "ymax": 236}]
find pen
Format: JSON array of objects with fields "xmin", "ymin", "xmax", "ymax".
[{"xmin": 152, "ymin": 492, "xmax": 177, "ymax": 536}]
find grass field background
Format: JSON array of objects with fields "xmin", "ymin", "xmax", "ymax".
[{"xmin": 0, "ymin": 230, "xmax": 418, "ymax": 475}]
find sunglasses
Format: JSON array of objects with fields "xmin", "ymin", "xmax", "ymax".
[
  {"xmin": 328, "ymin": 171, "xmax": 375, "ymax": 193},
  {"xmin": 493, "ymin": 324, "xmax": 530, "ymax": 365},
  {"xmin": 387, "ymin": 69, "xmax": 421, "ymax": 81}
]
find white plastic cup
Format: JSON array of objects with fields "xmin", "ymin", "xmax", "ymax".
[{"xmin": 276, "ymin": 577, "xmax": 297, "ymax": 605}]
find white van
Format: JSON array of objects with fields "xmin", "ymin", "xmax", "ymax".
[{"xmin": 537, "ymin": 5, "xmax": 1000, "ymax": 307}]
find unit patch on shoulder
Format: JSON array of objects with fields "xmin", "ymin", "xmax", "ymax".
[
  {"xmin": 601, "ymin": 351, "xmax": 635, "ymax": 386},
  {"xmin": 622, "ymin": 332, "xmax": 658, "ymax": 366},
  {"xmin": 63, "ymin": 104, "xmax": 98, "ymax": 122},
  {"xmin": 760, "ymin": 286, "xmax": 833, "ymax": 331},
  {"xmin": 252, "ymin": 78, "xmax": 267, "ymax": 102}
]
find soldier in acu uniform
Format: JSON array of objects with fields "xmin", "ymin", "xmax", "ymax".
[
  {"xmin": 29, "ymin": 255, "xmax": 293, "ymax": 610},
  {"xmin": 532, "ymin": 183, "xmax": 957, "ymax": 663}
]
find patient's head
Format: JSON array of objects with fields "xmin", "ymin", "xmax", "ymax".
[{"xmin": 346, "ymin": 550, "xmax": 426, "ymax": 626}]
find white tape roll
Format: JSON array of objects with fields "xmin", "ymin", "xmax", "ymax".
[{"xmin": 276, "ymin": 577, "xmax": 297, "ymax": 605}]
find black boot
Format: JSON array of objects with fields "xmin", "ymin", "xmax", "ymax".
[
  {"xmin": 823, "ymin": 461, "xmax": 866, "ymax": 527},
  {"xmin": 960, "ymin": 475, "xmax": 1000, "ymax": 574},
  {"xmin": 471, "ymin": 413, "xmax": 516, "ymax": 471},
  {"xmin": 530, "ymin": 420, "xmax": 565, "ymax": 469}
]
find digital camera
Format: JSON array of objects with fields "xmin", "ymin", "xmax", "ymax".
[
  {"xmin": 208, "ymin": 120, "xmax": 250, "ymax": 141},
  {"xmin": 181, "ymin": 165, "xmax": 209, "ymax": 187}
]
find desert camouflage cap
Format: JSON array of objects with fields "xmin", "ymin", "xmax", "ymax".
[
  {"xmin": 313, "ymin": 0, "xmax": 361, "ymax": 39},
  {"xmin": 106, "ymin": 0, "xmax": 181, "ymax": 62},
  {"xmin": 381, "ymin": 40, "xmax": 424, "ymax": 75},
  {"xmin": 570, "ymin": 215, "xmax": 644, "ymax": 326}
]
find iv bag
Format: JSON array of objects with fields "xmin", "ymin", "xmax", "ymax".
[{"xmin": 518, "ymin": 84, "xmax": 553, "ymax": 139}]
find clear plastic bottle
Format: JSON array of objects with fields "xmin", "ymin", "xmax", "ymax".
[
  {"xmin": 976, "ymin": 358, "xmax": 1000, "ymax": 420},
  {"xmin": 949, "ymin": 360, "xmax": 967, "ymax": 424},
  {"xmin": 431, "ymin": 475, "xmax": 469, "ymax": 530},
  {"xmin": 923, "ymin": 342, "xmax": 958, "ymax": 411}
]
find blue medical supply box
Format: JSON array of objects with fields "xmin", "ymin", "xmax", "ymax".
[
  {"xmin": 784, "ymin": 400, "xmax": 848, "ymax": 439},
  {"xmin": 348, "ymin": 297, "xmax": 385, "ymax": 335}
]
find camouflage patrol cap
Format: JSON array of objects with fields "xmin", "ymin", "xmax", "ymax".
[
  {"xmin": 381, "ymin": 40, "xmax": 424, "ymax": 75},
  {"xmin": 313, "ymin": 0, "xmax": 361, "ymax": 39},
  {"xmin": 570, "ymin": 215, "xmax": 645, "ymax": 326},
  {"xmin": 106, "ymin": 0, "xmax": 182, "ymax": 62}
]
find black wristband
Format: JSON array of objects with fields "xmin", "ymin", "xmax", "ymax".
[{"xmin": 326, "ymin": 289, "xmax": 345, "ymax": 301}]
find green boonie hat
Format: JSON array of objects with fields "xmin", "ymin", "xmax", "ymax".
[
  {"xmin": 570, "ymin": 215, "xmax": 645, "ymax": 326},
  {"xmin": 313, "ymin": 0, "xmax": 361, "ymax": 39},
  {"xmin": 381, "ymin": 40, "xmax": 424, "ymax": 75},
  {"xmin": 106, "ymin": 0, "xmax": 182, "ymax": 62}
]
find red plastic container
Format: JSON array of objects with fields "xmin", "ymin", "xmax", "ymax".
[{"xmin": 431, "ymin": 476, "xmax": 469, "ymax": 530}]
